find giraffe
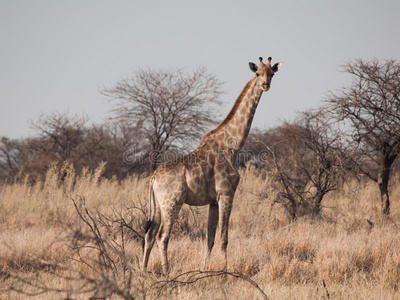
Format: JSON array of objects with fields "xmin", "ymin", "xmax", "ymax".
[{"xmin": 142, "ymin": 57, "xmax": 282, "ymax": 274}]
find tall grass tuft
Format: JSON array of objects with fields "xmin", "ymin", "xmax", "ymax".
[{"xmin": 0, "ymin": 164, "xmax": 399, "ymax": 299}]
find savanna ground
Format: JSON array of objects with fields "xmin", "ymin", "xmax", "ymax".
[{"xmin": 1, "ymin": 163, "xmax": 400, "ymax": 299}]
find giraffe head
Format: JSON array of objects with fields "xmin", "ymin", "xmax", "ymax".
[{"xmin": 249, "ymin": 57, "xmax": 282, "ymax": 91}]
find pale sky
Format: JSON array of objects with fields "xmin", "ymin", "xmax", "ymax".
[{"xmin": 1, "ymin": 0, "xmax": 399, "ymax": 139}]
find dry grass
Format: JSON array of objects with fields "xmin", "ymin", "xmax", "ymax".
[{"xmin": 0, "ymin": 163, "xmax": 399, "ymax": 299}]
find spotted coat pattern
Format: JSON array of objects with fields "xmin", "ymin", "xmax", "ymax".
[{"xmin": 142, "ymin": 57, "xmax": 282, "ymax": 274}]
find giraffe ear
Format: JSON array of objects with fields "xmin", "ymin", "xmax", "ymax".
[
  {"xmin": 249, "ymin": 62, "xmax": 258, "ymax": 73},
  {"xmin": 272, "ymin": 62, "xmax": 282, "ymax": 72}
]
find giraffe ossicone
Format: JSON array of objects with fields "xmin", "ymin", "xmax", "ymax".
[{"xmin": 142, "ymin": 56, "xmax": 282, "ymax": 274}]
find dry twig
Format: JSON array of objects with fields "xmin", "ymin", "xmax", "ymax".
[{"xmin": 152, "ymin": 270, "xmax": 270, "ymax": 299}]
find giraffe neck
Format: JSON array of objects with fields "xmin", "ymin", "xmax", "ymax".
[
  {"xmin": 222, "ymin": 77, "xmax": 263, "ymax": 152},
  {"xmin": 200, "ymin": 77, "xmax": 264, "ymax": 161}
]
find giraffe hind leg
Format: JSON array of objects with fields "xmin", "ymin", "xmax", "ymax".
[
  {"xmin": 142, "ymin": 209, "xmax": 161, "ymax": 272},
  {"xmin": 157, "ymin": 200, "xmax": 184, "ymax": 274}
]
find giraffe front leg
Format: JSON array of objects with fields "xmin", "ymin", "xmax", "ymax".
[
  {"xmin": 218, "ymin": 195, "xmax": 233, "ymax": 271},
  {"xmin": 204, "ymin": 201, "xmax": 219, "ymax": 269}
]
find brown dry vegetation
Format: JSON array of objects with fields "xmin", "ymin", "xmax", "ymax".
[{"xmin": 1, "ymin": 163, "xmax": 400, "ymax": 299}]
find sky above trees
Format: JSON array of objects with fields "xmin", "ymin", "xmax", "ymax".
[{"xmin": 1, "ymin": 0, "xmax": 400, "ymax": 138}]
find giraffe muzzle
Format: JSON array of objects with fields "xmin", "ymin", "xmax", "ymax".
[{"xmin": 262, "ymin": 83, "xmax": 270, "ymax": 91}]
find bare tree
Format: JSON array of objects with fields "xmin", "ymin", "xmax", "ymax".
[
  {"xmin": 326, "ymin": 59, "xmax": 400, "ymax": 215},
  {"xmin": 18, "ymin": 113, "xmax": 89, "ymax": 179},
  {"xmin": 102, "ymin": 67, "xmax": 223, "ymax": 172},
  {"xmin": 0, "ymin": 113, "xmax": 153, "ymax": 183},
  {"xmin": 0, "ymin": 137, "xmax": 20, "ymax": 180},
  {"xmin": 255, "ymin": 112, "xmax": 345, "ymax": 219},
  {"xmin": 0, "ymin": 113, "xmax": 88, "ymax": 182},
  {"xmin": 81, "ymin": 120, "xmax": 147, "ymax": 178},
  {"xmin": 30, "ymin": 112, "xmax": 87, "ymax": 160}
]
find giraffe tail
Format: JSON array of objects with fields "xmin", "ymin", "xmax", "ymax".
[
  {"xmin": 145, "ymin": 177, "xmax": 156, "ymax": 234},
  {"xmin": 144, "ymin": 220, "xmax": 152, "ymax": 234}
]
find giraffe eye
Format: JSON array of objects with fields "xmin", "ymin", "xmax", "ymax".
[{"xmin": 255, "ymin": 73, "xmax": 260, "ymax": 77}]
